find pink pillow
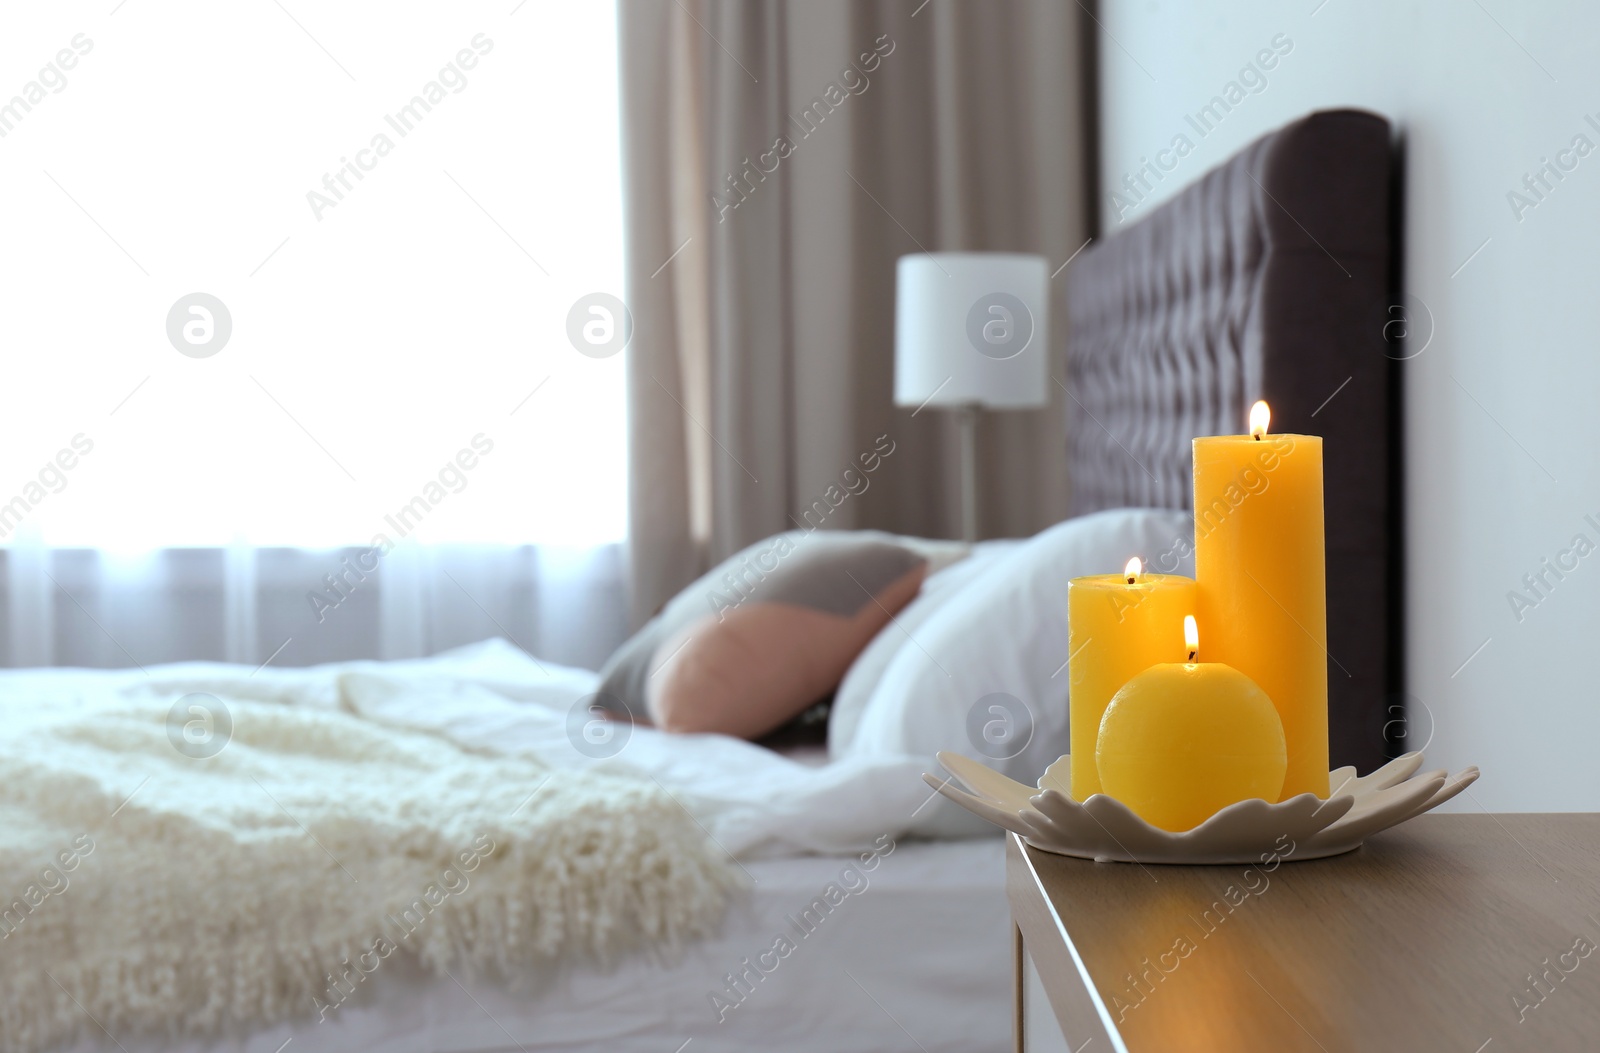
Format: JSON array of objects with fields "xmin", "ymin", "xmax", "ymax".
[{"xmin": 596, "ymin": 533, "xmax": 928, "ymax": 739}]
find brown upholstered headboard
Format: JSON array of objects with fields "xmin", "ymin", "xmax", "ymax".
[{"xmin": 1065, "ymin": 109, "xmax": 1397, "ymax": 775}]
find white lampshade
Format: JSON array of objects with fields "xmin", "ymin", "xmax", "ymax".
[{"xmin": 894, "ymin": 252, "xmax": 1050, "ymax": 410}]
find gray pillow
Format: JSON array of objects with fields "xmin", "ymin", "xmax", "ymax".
[{"xmin": 597, "ymin": 531, "xmax": 933, "ymax": 739}]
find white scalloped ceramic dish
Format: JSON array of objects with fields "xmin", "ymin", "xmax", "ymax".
[{"xmin": 923, "ymin": 751, "xmax": 1479, "ymax": 864}]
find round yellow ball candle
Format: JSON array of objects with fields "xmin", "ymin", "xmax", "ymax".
[{"xmin": 1095, "ymin": 616, "xmax": 1287, "ymax": 832}]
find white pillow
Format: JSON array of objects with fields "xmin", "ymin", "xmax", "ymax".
[{"xmin": 842, "ymin": 508, "xmax": 1195, "ymax": 837}]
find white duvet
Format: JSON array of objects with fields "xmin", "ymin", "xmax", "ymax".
[
  {"xmin": 0, "ymin": 638, "xmax": 945, "ymax": 860},
  {"xmin": 339, "ymin": 644, "xmax": 951, "ymax": 857}
]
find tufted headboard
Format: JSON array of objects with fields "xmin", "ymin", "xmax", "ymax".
[{"xmin": 1064, "ymin": 109, "xmax": 1397, "ymax": 775}]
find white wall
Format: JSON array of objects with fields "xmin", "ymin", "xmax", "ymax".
[{"xmin": 1097, "ymin": 1, "xmax": 1600, "ymax": 810}]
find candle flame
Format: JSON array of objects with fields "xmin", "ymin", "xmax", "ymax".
[
  {"xmin": 1184, "ymin": 615, "xmax": 1199, "ymax": 661},
  {"xmin": 1124, "ymin": 556, "xmax": 1142, "ymax": 584},
  {"xmin": 1249, "ymin": 400, "xmax": 1271, "ymax": 440}
]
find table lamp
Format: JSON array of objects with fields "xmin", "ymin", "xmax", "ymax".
[{"xmin": 894, "ymin": 252, "xmax": 1049, "ymax": 541}]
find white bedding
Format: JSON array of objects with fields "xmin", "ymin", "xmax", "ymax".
[
  {"xmin": 333, "ymin": 647, "xmax": 949, "ymax": 859},
  {"xmin": 4, "ymin": 641, "xmax": 1011, "ymax": 1052},
  {"xmin": 2, "ymin": 639, "xmax": 946, "ymax": 859}
]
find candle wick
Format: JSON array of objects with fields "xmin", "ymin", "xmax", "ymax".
[
  {"xmin": 1188, "ymin": 650, "xmax": 1197, "ymax": 661},
  {"xmin": 1126, "ymin": 576, "xmax": 1136, "ymax": 585},
  {"xmin": 1253, "ymin": 433, "xmax": 1262, "ymax": 441}
]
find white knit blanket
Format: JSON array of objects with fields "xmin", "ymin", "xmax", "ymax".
[{"xmin": 0, "ymin": 691, "xmax": 741, "ymax": 1053}]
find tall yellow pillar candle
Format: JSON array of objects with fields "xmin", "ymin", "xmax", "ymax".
[
  {"xmin": 1193, "ymin": 401, "xmax": 1330, "ymax": 799},
  {"xmin": 1067, "ymin": 558, "xmax": 1197, "ymax": 800}
]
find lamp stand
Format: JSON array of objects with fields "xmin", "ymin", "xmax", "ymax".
[{"xmin": 957, "ymin": 404, "xmax": 979, "ymax": 543}]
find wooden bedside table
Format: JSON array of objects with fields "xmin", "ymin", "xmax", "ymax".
[{"xmin": 1007, "ymin": 813, "xmax": 1600, "ymax": 1052}]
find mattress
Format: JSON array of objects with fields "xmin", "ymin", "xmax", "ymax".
[{"xmin": 60, "ymin": 837, "xmax": 1011, "ymax": 1053}]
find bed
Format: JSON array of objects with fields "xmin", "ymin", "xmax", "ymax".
[
  {"xmin": 11, "ymin": 108, "xmax": 1396, "ymax": 1053},
  {"xmin": 2, "ymin": 645, "xmax": 1009, "ymax": 1053}
]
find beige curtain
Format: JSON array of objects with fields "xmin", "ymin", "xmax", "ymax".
[{"xmin": 619, "ymin": 0, "xmax": 1091, "ymax": 623}]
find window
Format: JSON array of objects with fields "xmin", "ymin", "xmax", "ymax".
[{"xmin": 0, "ymin": 3, "xmax": 626, "ymax": 550}]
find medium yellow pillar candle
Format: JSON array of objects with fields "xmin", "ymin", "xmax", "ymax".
[
  {"xmin": 1096, "ymin": 616, "xmax": 1287, "ymax": 832},
  {"xmin": 1067, "ymin": 558, "xmax": 1196, "ymax": 800},
  {"xmin": 1193, "ymin": 401, "xmax": 1330, "ymax": 799}
]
